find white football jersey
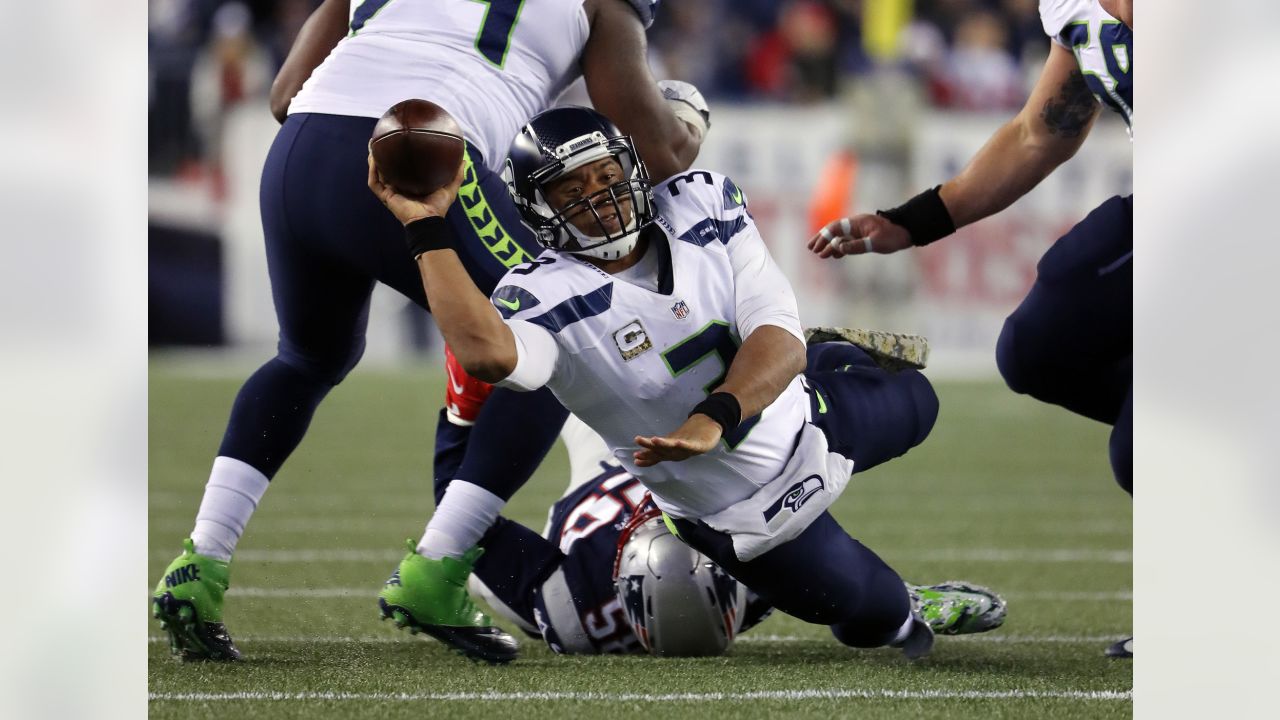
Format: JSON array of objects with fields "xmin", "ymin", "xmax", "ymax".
[
  {"xmin": 1040, "ymin": 0, "xmax": 1132, "ymax": 129},
  {"xmin": 490, "ymin": 170, "xmax": 808, "ymax": 520},
  {"xmin": 288, "ymin": 0, "xmax": 589, "ymax": 171}
]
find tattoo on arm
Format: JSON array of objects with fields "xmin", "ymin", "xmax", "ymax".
[{"xmin": 1040, "ymin": 71, "xmax": 1097, "ymax": 138}]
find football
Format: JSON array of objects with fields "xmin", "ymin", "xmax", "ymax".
[{"xmin": 370, "ymin": 99, "xmax": 466, "ymax": 197}]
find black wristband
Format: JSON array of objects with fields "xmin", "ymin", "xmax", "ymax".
[
  {"xmin": 689, "ymin": 392, "xmax": 742, "ymax": 435},
  {"xmin": 876, "ymin": 185, "xmax": 956, "ymax": 247},
  {"xmin": 404, "ymin": 216, "xmax": 453, "ymax": 259}
]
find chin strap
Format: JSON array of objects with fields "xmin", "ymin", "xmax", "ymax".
[{"xmin": 568, "ymin": 213, "xmax": 642, "ymax": 260}]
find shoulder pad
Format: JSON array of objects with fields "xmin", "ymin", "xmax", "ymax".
[
  {"xmin": 535, "ymin": 567, "xmax": 595, "ymax": 654},
  {"xmin": 494, "ymin": 257, "xmax": 615, "ymax": 332},
  {"xmin": 1039, "ymin": 0, "xmax": 1094, "ymax": 39},
  {"xmin": 654, "ymin": 170, "xmax": 751, "ymax": 246},
  {"xmin": 655, "ymin": 169, "xmax": 746, "ymax": 215}
]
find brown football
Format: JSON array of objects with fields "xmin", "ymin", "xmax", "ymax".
[{"xmin": 370, "ymin": 99, "xmax": 466, "ymax": 197}]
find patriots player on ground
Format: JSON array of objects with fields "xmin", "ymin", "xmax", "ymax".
[
  {"xmin": 370, "ymin": 106, "xmax": 1009, "ymax": 662},
  {"xmin": 807, "ymin": 0, "xmax": 1133, "ymax": 658},
  {"xmin": 453, "ymin": 413, "xmax": 1010, "ymax": 657},
  {"xmin": 439, "ymin": 414, "xmax": 774, "ymax": 656},
  {"xmin": 152, "ymin": 0, "xmax": 713, "ymax": 663}
]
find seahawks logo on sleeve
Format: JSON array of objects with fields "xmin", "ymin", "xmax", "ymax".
[
  {"xmin": 491, "ymin": 285, "xmax": 542, "ymax": 319},
  {"xmin": 722, "ymin": 176, "xmax": 747, "ymax": 210}
]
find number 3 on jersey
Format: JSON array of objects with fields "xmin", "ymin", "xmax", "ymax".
[
  {"xmin": 349, "ymin": 0, "xmax": 526, "ymax": 68},
  {"xmin": 661, "ymin": 321, "xmax": 760, "ymax": 449}
]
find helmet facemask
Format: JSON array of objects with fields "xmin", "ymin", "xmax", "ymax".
[{"xmin": 506, "ymin": 130, "xmax": 656, "ymax": 261}]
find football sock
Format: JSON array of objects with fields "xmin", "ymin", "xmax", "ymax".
[
  {"xmin": 190, "ymin": 456, "xmax": 271, "ymax": 561},
  {"xmin": 889, "ymin": 612, "xmax": 915, "ymax": 645},
  {"xmin": 451, "ymin": 386, "xmax": 568, "ymax": 501},
  {"xmin": 418, "ymin": 480, "xmax": 506, "ymax": 559},
  {"xmin": 431, "ymin": 408, "xmax": 472, "ymax": 503}
]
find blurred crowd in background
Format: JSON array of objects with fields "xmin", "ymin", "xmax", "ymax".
[{"xmin": 149, "ymin": 0, "xmax": 1050, "ymax": 178}]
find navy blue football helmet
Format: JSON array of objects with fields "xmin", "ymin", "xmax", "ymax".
[
  {"xmin": 626, "ymin": 0, "xmax": 661, "ymax": 28},
  {"xmin": 503, "ymin": 106, "xmax": 656, "ymax": 260}
]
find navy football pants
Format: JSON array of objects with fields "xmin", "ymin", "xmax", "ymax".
[
  {"xmin": 672, "ymin": 343, "xmax": 939, "ymax": 648},
  {"xmin": 218, "ymin": 113, "xmax": 567, "ymax": 498},
  {"xmin": 995, "ymin": 195, "xmax": 1133, "ymax": 493}
]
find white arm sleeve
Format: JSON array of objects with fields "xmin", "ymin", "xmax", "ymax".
[
  {"xmin": 494, "ymin": 319, "xmax": 561, "ymax": 392},
  {"xmin": 725, "ymin": 221, "xmax": 805, "ymax": 344}
]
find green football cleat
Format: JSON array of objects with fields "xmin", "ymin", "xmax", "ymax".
[
  {"xmin": 909, "ymin": 581, "xmax": 1008, "ymax": 636},
  {"xmin": 151, "ymin": 538, "xmax": 241, "ymax": 661},
  {"xmin": 804, "ymin": 326, "xmax": 930, "ymax": 372},
  {"xmin": 378, "ymin": 540, "xmax": 518, "ymax": 664}
]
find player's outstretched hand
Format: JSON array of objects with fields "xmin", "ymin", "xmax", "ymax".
[
  {"xmin": 367, "ymin": 153, "xmax": 466, "ymax": 226},
  {"xmin": 634, "ymin": 415, "xmax": 723, "ymax": 467},
  {"xmin": 807, "ymin": 213, "xmax": 913, "ymax": 259}
]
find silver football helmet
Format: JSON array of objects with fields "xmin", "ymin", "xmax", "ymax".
[{"xmin": 613, "ymin": 506, "xmax": 749, "ymax": 657}]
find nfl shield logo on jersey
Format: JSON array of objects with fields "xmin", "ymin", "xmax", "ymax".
[{"xmin": 671, "ymin": 300, "xmax": 690, "ymax": 320}]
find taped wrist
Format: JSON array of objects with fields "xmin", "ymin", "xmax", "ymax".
[
  {"xmin": 876, "ymin": 186, "xmax": 956, "ymax": 247},
  {"xmin": 689, "ymin": 392, "xmax": 741, "ymax": 435},
  {"xmin": 405, "ymin": 216, "xmax": 453, "ymax": 259}
]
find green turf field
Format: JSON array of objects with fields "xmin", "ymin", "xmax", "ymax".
[{"xmin": 148, "ymin": 357, "xmax": 1132, "ymax": 719}]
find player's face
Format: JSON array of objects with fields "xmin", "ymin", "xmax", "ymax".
[{"xmin": 545, "ymin": 157, "xmax": 634, "ymax": 237}]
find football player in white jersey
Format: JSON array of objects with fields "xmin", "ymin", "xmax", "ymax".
[
  {"xmin": 808, "ymin": 0, "xmax": 1133, "ymax": 658},
  {"xmin": 152, "ymin": 0, "xmax": 713, "ymax": 664},
  {"xmin": 370, "ymin": 106, "xmax": 1009, "ymax": 662}
]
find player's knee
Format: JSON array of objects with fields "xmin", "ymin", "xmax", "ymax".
[
  {"xmin": 830, "ymin": 619, "xmax": 900, "ymax": 648},
  {"xmin": 996, "ymin": 315, "xmax": 1035, "ymax": 396},
  {"xmin": 277, "ymin": 337, "xmax": 367, "ymax": 387},
  {"xmin": 899, "ymin": 369, "xmax": 939, "ymax": 448},
  {"xmin": 828, "ymin": 568, "xmax": 912, "ymax": 648},
  {"xmin": 1109, "ymin": 418, "xmax": 1133, "ymax": 495}
]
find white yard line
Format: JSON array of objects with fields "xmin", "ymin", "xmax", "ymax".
[{"xmin": 149, "ymin": 689, "xmax": 1130, "ymax": 702}]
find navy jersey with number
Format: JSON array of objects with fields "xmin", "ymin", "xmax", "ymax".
[
  {"xmin": 533, "ymin": 462, "xmax": 654, "ymax": 654},
  {"xmin": 471, "ymin": 459, "xmax": 772, "ymax": 654}
]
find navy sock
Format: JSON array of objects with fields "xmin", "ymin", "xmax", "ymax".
[
  {"xmin": 432, "ymin": 408, "xmax": 471, "ymax": 503},
  {"xmin": 447, "ymin": 386, "xmax": 569, "ymax": 501}
]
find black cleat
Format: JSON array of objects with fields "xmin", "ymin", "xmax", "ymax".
[
  {"xmin": 378, "ymin": 597, "xmax": 519, "ymax": 665},
  {"xmin": 152, "ymin": 591, "xmax": 241, "ymax": 662},
  {"xmin": 377, "ymin": 543, "xmax": 519, "ymax": 664}
]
